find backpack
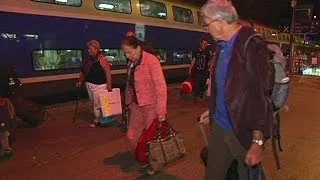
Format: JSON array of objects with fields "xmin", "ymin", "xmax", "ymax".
[
  {"xmin": 244, "ymin": 34, "xmax": 291, "ymax": 170},
  {"xmin": 244, "ymin": 35, "xmax": 291, "ymax": 109}
]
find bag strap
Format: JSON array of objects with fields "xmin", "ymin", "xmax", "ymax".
[
  {"xmin": 198, "ymin": 123, "xmax": 208, "ymax": 146},
  {"xmin": 243, "ymin": 34, "xmax": 263, "ymax": 55}
]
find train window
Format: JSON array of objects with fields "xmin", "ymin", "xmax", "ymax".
[
  {"xmin": 31, "ymin": 0, "xmax": 82, "ymax": 7},
  {"xmin": 172, "ymin": 6, "xmax": 194, "ymax": 24},
  {"xmin": 173, "ymin": 50, "xmax": 192, "ymax": 63},
  {"xmin": 32, "ymin": 50, "xmax": 83, "ymax": 71},
  {"xmin": 281, "ymin": 34, "xmax": 286, "ymax": 42},
  {"xmin": 197, "ymin": 11, "xmax": 204, "ymax": 26},
  {"xmin": 155, "ymin": 49, "xmax": 167, "ymax": 63},
  {"xmin": 95, "ymin": 0, "xmax": 132, "ymax": 14},
  {"xmin": 101, "ymin": 49, "xmax": 127, "ymax": 65},
  {"xmin": 139, "ymin": 0, "xmax": 167, "ymax": 19}
]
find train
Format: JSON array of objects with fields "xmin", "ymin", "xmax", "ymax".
[{"xmin": 0, "ymin": 0, "xmax": 313, "ymax": 102}]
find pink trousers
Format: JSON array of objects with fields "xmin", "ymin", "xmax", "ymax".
[{"xmin": 127, "ymin": 102, "xmax": 157, "ymax": 151}]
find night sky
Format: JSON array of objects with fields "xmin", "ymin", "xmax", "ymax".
[{"xmin": 183, "ymin": 0, "xmax": 319, "ymax": 27}]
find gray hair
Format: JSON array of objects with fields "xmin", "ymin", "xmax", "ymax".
[{"xmin": 201, "ymin": 0, "xmax": 239, "ymax": 24}]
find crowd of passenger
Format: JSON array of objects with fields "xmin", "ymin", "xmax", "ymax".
[{"xmin": 1, "ymin": 0, "xmax": 292, "ymax": 179}]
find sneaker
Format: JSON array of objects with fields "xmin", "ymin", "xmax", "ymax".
[
  {"xmin": 137, "ymin": 163, "xmax": 149, "ymax": 173},
  {"xmin": 193, "ymin": 97, "xmax": 200, "ymax": 103},
  {"xmin": 89, "ymin": 121, "xmax": 100, "ymax": 128},
  {"xmin": 145, "ymin": 167, "xmax": 156, "ymax": 176}
]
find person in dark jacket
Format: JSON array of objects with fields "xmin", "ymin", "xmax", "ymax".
[
  {"xmin": 188, "ymin": 39, "xmax": 212, "ymax": 100},
  {"xmin": 76, "ymin": 40, "xmax": 112, "ymax": 127},
  {"xmin": 198, "ymin": 0, "xmax": 272, "ymax": 179},
  {"xmin": 0, "ymin": 98, "xmax": 14, "ymax": 157}
]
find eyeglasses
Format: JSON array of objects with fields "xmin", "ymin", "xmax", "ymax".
[{"xmin": 201, "ymin": 19, "xmax": 218, "ymax": 28}]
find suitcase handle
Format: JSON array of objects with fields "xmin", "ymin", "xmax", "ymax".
[{"xmin": 197, "ymin": 117, "xmax": 208, "ymax": 146}]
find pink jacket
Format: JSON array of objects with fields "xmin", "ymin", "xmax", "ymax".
[{"xmin": 125, "ymin": 51, "xmax": 167, "ymax": 117}]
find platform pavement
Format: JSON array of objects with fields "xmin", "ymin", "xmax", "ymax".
[{"xmin": 0, "ymin": 76, "xmax": 320, "ymax": 180}]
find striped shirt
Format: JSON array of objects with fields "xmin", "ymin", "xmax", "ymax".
[{"xmin": 193, "ymin": 49, "xmax": 212, "ymax": 71}]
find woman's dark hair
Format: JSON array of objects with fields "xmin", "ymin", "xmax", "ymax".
[
  {"xmin": 121, "ymin": 36, "xmax": 158, "ymax": 57},
  {"xmin": 121, "ymin": 36, "xmax": 142, "ymax": 49}
]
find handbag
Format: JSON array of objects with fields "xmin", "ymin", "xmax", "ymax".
[
  {"xmin": 148, "ymin": 121, "xmax": 186, "ymax": 171},
  {"xmin": 99, "ymin": 88, "xmax": 122, "ymax": 117}
]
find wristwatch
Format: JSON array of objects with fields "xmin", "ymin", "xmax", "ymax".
[{"xmin": 252, "ymin": 139, "xmax": 264, "ymax": 146}]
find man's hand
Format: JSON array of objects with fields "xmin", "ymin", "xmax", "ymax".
[
  {"xmin": 283, "ymin": 105, "xmax": 289, "ymax": 112},
  {"xmin": 245, "ymin": 143, "xmax": 263, "ymax": 166},
  {"xmin": 199, "ymin": 110, "xmax": 210, "ymax": 125}
]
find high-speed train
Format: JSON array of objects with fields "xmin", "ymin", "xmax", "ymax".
[{"xmin": 0, "ymin": 0, "xmax": 301, "ymax": 100}]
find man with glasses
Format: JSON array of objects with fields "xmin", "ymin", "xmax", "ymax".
[{"xmin": 198, "ymin": 0, "xmax": 272, "ymax": 179}]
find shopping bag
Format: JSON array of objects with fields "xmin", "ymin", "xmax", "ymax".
[{"xmin": 99, "ymin": 88, "xmax": 122, "ymax": 117}]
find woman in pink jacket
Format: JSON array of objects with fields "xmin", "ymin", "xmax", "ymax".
[{"xmin": 121, "ymin": 37, "xmax": 167, "ymax": 175}]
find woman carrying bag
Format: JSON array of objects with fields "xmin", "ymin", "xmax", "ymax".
[
  {"xmin": 76, "ymin": 40, "xmax": 112, "ymax": 128},
  {"xmin": 121, "ymin": 36, "xmax": 168, "ymax": 175}
]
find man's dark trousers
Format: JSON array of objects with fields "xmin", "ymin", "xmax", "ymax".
[
  {"xmin": 205, "ymin": 123, "xmax": 249, "ymax": 180},
  {"xmin": 194, "ymin": 70, "xmax": 208, "ymax": 98}
]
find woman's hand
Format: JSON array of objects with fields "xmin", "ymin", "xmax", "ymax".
[
  {"xmin": 158, "ymin": 115, "xmax": 166, "ymax": 122},
  {"xmin": 76, "ymin": 81, "xmax": 82, "ymax": 88}
]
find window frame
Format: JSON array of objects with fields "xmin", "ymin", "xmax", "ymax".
[
  {"xmin": 32, "ymin": 49, "xmax": 84, "ymax": 72},
  {"xmin": 155, "ymin": 49, "xmax": 167, "ymax": 63},
  {"xmin": 94, "ymin": 0, "xmax": 132, "ymax": 14},
  {"xmin": 139, "ymin": 0, "xmax": 168, "ymax": 19},
  {"xmin": 196, "ymin": 11, "xmax": 204, "ymax": 26},
  {"xmin": 172, "ymin": 6, "xmax": 194, "ymax": 24},
  {"xmin": 30, "ymin": 0, "xmax": 82, "ymax": 7}
]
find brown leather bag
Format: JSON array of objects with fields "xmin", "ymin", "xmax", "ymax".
[{"xmin": 148, "ymin": 121, "xmax": 186, "ymax": 171}]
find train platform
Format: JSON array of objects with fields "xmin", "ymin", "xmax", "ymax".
[{"xmin": 1, "ymin": 76, "xmax": 320, "ymax": 180}]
